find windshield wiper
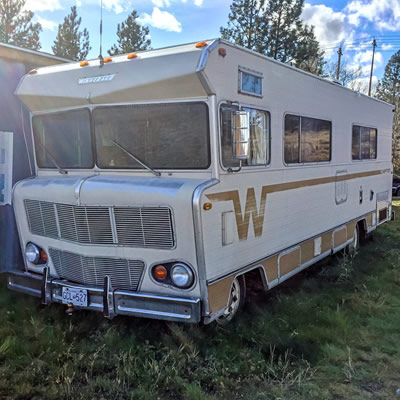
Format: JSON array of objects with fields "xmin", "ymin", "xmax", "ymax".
[
  {"xmin": 37, "ymin": 141, "xmax": 68, "ymax": 175},
  {"xmin": 111, "ymin": 139, "xmax": 161, "ymax": 177}
]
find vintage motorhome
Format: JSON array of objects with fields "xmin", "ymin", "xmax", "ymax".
[{"xmin": 8, "ymin": 39, "xmax": 393, "ymax": 324}]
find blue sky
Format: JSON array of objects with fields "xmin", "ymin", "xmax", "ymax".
[{"xmin": 25, "ymin": 0, "xmax": 400, "ymax": 92}]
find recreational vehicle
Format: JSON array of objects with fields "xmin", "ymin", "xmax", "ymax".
[{"xmin": 8, "ymin": 40, "xmax": 393, "ymax": 324}]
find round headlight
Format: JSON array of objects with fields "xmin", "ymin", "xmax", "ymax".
[
  {"xmin": 170, "ymin": 263, "xmax": 194, "ymax": 289},
  {"xmin": 25, "ymin": 243, "xmax": 40, "ymax": 264}
]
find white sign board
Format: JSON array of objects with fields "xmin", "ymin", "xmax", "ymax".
[{"xmin": 0, "ymin": 132, "xmax": 13, "ymax": 205}]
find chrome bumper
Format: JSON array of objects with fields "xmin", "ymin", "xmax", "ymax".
[{"xmin": 8, "ymin": 270, "xmax": 201, "ymax": 323}]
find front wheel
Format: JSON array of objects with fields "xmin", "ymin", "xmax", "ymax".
[{"xmin": 216, "ymin": 275, "xmax": 246, "ymax": 326}]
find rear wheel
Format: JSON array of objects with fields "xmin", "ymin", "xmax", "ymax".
[
  {"xmin": 216, "ymin": 275, "xmax": 246, "ymax": 326},
  {"xmin": 348, "ymin": 224, "xmax": 360, "ymax": 254}
]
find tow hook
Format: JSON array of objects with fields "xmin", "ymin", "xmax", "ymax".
[{"xmin": 65, "ymin": 303, "xmax": 75, "ymax": 316}]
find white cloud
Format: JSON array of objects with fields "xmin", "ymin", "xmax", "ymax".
[
  {"xmin": 349, "ymin": 50, "xmax": 383, "ymax": 75},
  {"xmin": 301, "ymin": 4, "xmax": 357, "ymax": 57},
  {"xmin": 194, "ymin": 0, "xmax": 203, "ymax": 5},
  {"xmin": 152, "ymin": 0, "xmax": 171, "ymax": 6},
  {"xmin": 24, "ymin": 0, "xmax": 62, "ymax": 12},
  {"xmin": 102, "ymin": 0, "xmax": 127, "ymax": 14},
  {"xmin": 36, "ymin": 16, "xmax": 57, "ymax": 31},
  {"xmin": 139, "ymin": 7, "xmax": 182, "ymax": 32},
  {"xmin": 382, "ymin": 44, "xmax": 393, "ymax": 50},
  {"xmin": 346, "ymin": 0, "xmax": 400, "ymax": 31}
]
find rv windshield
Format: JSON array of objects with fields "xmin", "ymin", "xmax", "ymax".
[
  {"xmin": 33, "ymin": 109, "xmax": 93, "ymax": 169},
  {"xmin": 94, "ymin": 102, "xmax": 210, "ymax": 169}
]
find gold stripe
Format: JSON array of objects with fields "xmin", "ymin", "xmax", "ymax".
[
  {"xmin": 333, "ymin": 227, "xmax": 347, "ymax": 248},
  {"xmin": 279, "ymin": 248, "xmax": 300, "ymax": 276}
]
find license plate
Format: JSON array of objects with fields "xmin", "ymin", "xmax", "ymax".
[{"xmin": 62, "ymin": 287, "xmax": 88, "ymax": 307}]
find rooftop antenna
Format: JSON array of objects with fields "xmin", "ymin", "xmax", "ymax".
[{"xmin": 99, "ymin": 0, "xmax": 104, "ymax": 66}]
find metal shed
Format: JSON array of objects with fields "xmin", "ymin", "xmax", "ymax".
[{"xmin": 0, "ymin": 43, "xmax": 68, "ymax": 272}]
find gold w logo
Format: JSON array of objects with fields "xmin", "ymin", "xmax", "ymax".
[{"xmin": 206, "ymin": 188, "xmax": 268, "ymax": 241}]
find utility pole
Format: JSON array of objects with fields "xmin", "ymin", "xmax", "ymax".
[
  {"xmin": 336, "ymin": 46, "xmax": 343, "ymax": 81},
  {"xmin": 368, "ymin": 38, "xmax": 377, "ymax": 96}
]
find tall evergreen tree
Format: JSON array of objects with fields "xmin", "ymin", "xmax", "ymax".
[
  {"xmin": 376, "ymin": 51, "xmax": 400, "ymax": 169},
  {"xmin": 108, "ymin": 10, "xmax": 151, "ymax": 55},
  {"xmin": 52, "ymin": 6, "xmax": 90, "ymax": 61},
  {"xmin": 0, "ymin": 0, "xmax": 41, "ymax": 50},
  {"xmin": 221, "ymin": 0, "xmax": 324, "ymax": 75},
  {"xmin": 220, "ymin": 0, "xmax": 266, "ymax": 51}
]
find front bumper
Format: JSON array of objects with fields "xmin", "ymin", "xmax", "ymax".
[{"xmin": 8, "ymin": 270, "xmax": 201, "ymax": 323}]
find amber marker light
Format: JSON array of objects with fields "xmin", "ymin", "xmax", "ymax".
[
  {"xmin": 153, "ymin": 265, "xmax": 168, "ymax": 281},
  {"xmin": 104, "ymin": 57, "xmax": 112, "ymax": 63},
  {"xmin": 127, "ymin": 53, "xmax": 137, "ymax": 59},
  {"xmin": 40, "ymin": 249, "xmax": 48, "ymax": 263},
  {"xmin": 203, "ymin": 202, "xmax": 212, "ymax": 211},
  {"xmin": 80, "ymin": 61, "xmax": 89, "ymax": 67},
  {"xmin": 195, "ymin": 41, "xmax": 208, "ymax": 48}
]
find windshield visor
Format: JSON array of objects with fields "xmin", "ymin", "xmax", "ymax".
[
  {"xmin": 94, "ymin": 102, "xmax": 210, "ymax": 169},
  {"xmin": 33, "ymin": 109, "xmax": 93, "ymax": 169}
]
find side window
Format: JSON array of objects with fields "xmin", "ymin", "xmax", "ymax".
[
  {"xmin": 284, "ymin": 114, "xmax": 331, "ymax": 164},
  {"xmin": 221, "ymin": 105, "xmax": 270, "ymax": 168},
  {"xmin": 352, "ymin": 125, "xmax": 377, "ymax": 160},
  {"xmin": 239, "ymin": 68, "xmax": 263, "ymax": 97}
]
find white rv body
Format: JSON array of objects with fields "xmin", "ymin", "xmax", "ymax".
[{"xmin": 9, "ymin": 40, "xmax": 393, "ymax": 323}]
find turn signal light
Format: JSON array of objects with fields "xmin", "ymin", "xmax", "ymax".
[
  {"xmin": 40, "ymin": 250, "xmax": 48, "ymax": 263},
  {"xmin": 153, "ymin": 265, "xmax": 167, "ymax": 280},
  {"xmin": 80, "ymin": 61, "xmax": 89, "ymax": 67},
  {"xmin": 195, "ymin": 41, "xmax": 208, "ymax": 48},
  {"xmin": 104, "ymin": 57, "xmax": 112, "ymax": 63},
  {"xmin": 127, "ymin": 53, "xmax": 137, "ymax": 59}
]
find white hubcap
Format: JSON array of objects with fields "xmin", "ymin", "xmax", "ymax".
[{"xmin": 218, "ymin": 278, "xmax": 241, "ymax": 324}]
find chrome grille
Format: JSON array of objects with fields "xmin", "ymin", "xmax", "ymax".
[
  {"xmin": 24, "ymin": 200, "xmax": 174, "ymax": 249},
  {"xmin": 114, "ymin": 207, "xmax": 174, "ymax": 248},
  {"xmin": 49, "ymin": 248, "xmax": 145, "ymax": 291}
]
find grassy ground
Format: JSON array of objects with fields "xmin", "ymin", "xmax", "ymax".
[{"xmin": 1, "ymin": 203, "xmax": 400, "ymax": 399}]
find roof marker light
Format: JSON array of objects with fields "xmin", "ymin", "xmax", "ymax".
[
  {"xmin": 195, "ymin": 41, "xmax": 208, "ymax": 48},
  {"xmin": 127, "ymin": 53, "xmax": 137, "ymax": 59},
  {"xmin": 104, "ymin": 57, "xmax": 112, "ymax": 63},
  {"xmin": 28, "ymin": 69, "xmax": 37, "ymax": 75},
  {"xmin": 80, "ymin": 61, "xmax": 89, "ymax": 67}
]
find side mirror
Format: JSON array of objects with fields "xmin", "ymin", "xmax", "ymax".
[{"xmin": 232, "ymin": 111, "xmax": 250, "ymax": 160}]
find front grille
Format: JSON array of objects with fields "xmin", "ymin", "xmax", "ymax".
[
  {"xmin": 49, "ymin": 248, "xmax": 145, "ymax": 291},
  {"xmin": 24, "ymin": 200, "xmax": 175, "ymax": 249}
]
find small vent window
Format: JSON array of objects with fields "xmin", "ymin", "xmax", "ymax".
[{"xmin": 239, "ymin": 68, "xmax": 262, "ymax": 96}]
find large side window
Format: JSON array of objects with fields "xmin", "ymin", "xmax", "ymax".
[
  {"xmin": 284, "ymin": 114, "xmax": 331, "ymax": 164},
  {"xmin": 221, "ymin": 105, "xmax": 270, "ymax": 167},
  {"xmin": 352, "ymin": 125, "xmax": 377, "ymax": 160}
]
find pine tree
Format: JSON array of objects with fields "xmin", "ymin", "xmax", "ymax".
[
  {"xmin": 108, "ymin": 10, "xmax": 151, "ymax": 55},
  {"xmin": 0, "ymin": 0, "xmax": 41, "ymax": 50},
  {"xmin": 377, "ymin": 51, "xmax": 400, "ymax": 169},
  {"xmin": 52, "ymin": 6, "xmax": 91, "ymax": 61},
  {"xmin": 220, "ymin": 0, "xmax": 266, "ymax": 52},
  {"xmin": 221, "ymin": 0, "xmax": 324, "ymax": 75}
]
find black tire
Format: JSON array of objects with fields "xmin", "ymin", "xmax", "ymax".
[
  {"xmin": 216, "ymin": 275, "xmax": 246, "ymax": 326},
  {"xmin": 347, "ymin": 223, "xmax": 360, "ymax": 254},
  {"xmin": 396, "ymin": 187, "xmax": 400, "ymax": 197}
]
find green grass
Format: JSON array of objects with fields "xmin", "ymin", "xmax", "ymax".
[{"xmin": 1, "ymin": 203, "xmax": 400, "ymax": 399}]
